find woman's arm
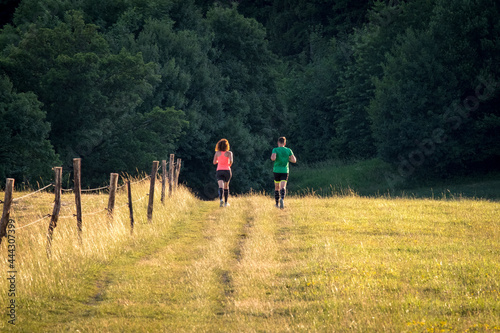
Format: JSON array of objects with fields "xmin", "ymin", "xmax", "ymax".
[
  {"xmin": 213, "ymin": 152, "xmax": 219, "ymax": 165},
  {"xmin": 228, "ymin": 151, "xmax": 233, "ymax": 166}
]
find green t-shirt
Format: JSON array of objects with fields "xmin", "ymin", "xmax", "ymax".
[{"xmin": 272, "ymin": 147, "xmax": 294, "ymax": 173}]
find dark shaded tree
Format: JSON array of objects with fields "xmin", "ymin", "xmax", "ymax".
[
  {"xmin": 335, "ymin": 0, "xmax": 436, "ymax": 160},
  {"xmin": 369, "ymin": 0, "xmax": 500, "ymax": 181},
  {"xmin": 0, "ymin": 74, "xmax": 59, "ymax": 186},
  {"xmin": 187, "ymin": 5, "xmax": 284, "ymax": 194}
]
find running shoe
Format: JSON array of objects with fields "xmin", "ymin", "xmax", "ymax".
[
  {"xmin": 224, "ymin": 202, "xmax": 230, "ymax": 207},
  {"xmin": 279, "ymin": 198, "xmax": 284, "ymax": 209},
  {"xmin": 220, "ymin": 200, "xmax": 224, "ymax": 207}
]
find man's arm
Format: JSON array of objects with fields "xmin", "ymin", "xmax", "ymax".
[
  {"xmin": 289, "ymin": 154, "xmax": 296, "ymax": 163},
  {"xmin": 271, "ymin": 153, "xmax": 276, "ymax": 161}
]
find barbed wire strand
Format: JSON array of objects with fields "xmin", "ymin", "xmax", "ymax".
[
  {"xmin": 81, "ymin": 185, "xmax": 110, "ymax": 193},
  {"xmin": 118, "ymin": 175, "xmax": 150, "ymax": 189},
  {"xmin": 58, "ymin": 214, "xmax": 76, "ymax": 220},
  {"xmin": 16, "ymin": 214, "xmax": 51, "ymax": 230},
  {"xmin": 110, "ymin": 193, "xmax": 149, "ymax": 211},
  {"xmin": 131, "ymin": 194, "xmax": 149, "ymax": 205},
  {"xmin": 82, "ymin": 207, "xmax": 109, "ymax": 217},
  {"xmin": 12, "ymin": 184, "xmax": 54, "ymax": 203}
]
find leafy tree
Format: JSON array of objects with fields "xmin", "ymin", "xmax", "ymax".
[
  {"xmin": 369, "ymin": 0, "xmax": 500, "ymax": 181},
  {"xmin": 99, "ymin": 2, "xmax": 283, "ymax": 194},
  {"xmin": 201, "ymin": 5, "xmax": 284, "ymax": 193},
  {"xmin": 0, "ymin": 74, "xmax": 59, "ymax": 186},
  {"xmin": 124, "ymin": 13, "xmax": 226, "ymax": 194},
  {"xmin": 428, "ymin": 0, "xmax": 500, "ymax": 173},
  {"xmin": 283, "ymin": 42, "xmax": 341, "ymax": 163},
  {"xmin": 2, "ymin": 0, "xmax": 497, "ymax": 194},
  {"xmin": 236, "ymin": 0, "xmax": 373, "ymax": 61},
  {"xmin": 82, "ymin": 106, "xmax": 188, "ymax": 185},
  {"xmin": 334, "ymin": 35, "xmax": 377, "ymax": 160},
  {"xmin": 335, "ymin": 0, "xmax": 436, "ymax": 160},
  {"xmin": 12, "ymin": 0, "xmax": 74, "ymax": 28},
  {"xmin": 2, "ymin": 10, "xmax": 163, "ymax": 185}
]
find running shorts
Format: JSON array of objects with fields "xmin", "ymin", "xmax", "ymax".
[
  {"xmin": 274, "ymin": 172, "xmax": 289, "ymax": 183},
  {"xmin": 216, "ymin": 170, "xmax": 232, "ymax": 182}
]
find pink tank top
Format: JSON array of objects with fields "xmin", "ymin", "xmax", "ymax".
[{"xmin": 217, "ymin": 152, "xmax": 231, "ymax": 171}]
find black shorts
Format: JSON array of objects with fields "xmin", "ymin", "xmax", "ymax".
[
  {"xmin": 216, "ymin": 170, "xmax": 232, "ymax": 182},
  {"xmin": 274, "ymin": 172, "xmax": 289, "ymax": 183}
]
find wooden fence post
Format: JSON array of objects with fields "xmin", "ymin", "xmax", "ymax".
[
  {"xmin": 147, "ymin": 161, "xmax": 159, "ymax": 222},
  {"xmin": 161, "ymin": 159, "xmax": 167, "ymax": 203},
  {"xmin": 127, "ymin": 180, "xmax": 134, "ymax": 235},
  {"xmin": 168, "ymin": 154, "xmax": 175, "ymax": 197},
  {"xmin": 73, "ymin": 158, "xmax": 82, "ymax": 242},
  {"xmin": 174, "ymin": 158, "xmax": 182, "ymax": 190},
  {"xmin": 107, "ymin": 173, "xmax": 119, "ymax": 219},
  {"xmin": 46, "ymin": 167, "xmax": 62, "ymax": 258},
  {"xmin": 0, "ymin": 178, "xmax": 15, "ymax": 246}
]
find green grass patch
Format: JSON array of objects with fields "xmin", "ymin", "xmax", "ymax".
[
  {"xmin": 289, "ymin": 158, "xmax": 396, "ymax": 196},
  {"xmin": 288, "ymin": 158, "xmax": 500, "ymax": 200}
]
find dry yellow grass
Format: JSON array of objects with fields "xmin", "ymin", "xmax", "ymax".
[{"xmin": 0, "ymin": 178, "xmax": 198, "ymax": 331}]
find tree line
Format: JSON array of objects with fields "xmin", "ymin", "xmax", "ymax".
[{"xmin": 1, "ymin": 0, "xmax": 499, "ymax": 196}]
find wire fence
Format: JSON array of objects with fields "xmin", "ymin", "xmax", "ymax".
[
  {"xmin": 1, "ymin": 161, "xmax": 165, "ymax": 204},
  {"xmin": 1, "ymin": 158, "xmax": 181, "ymax": 241},
  {"xmin": 15, "ymin": 214, "xmax": 51, "ymax": 230},
  {"xmin": 6, "ymin": 173, "xmax": 151, "ymax": 203},
  {"xmin": 55, "ymin": 161, "xmax": 163, "ymax": 194},
  {"xmin": 12, "ymin": 174, "xmax": 154, "ymax": 230}
]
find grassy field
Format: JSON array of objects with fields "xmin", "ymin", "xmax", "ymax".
[
  {"xmin": 288, "ymin": 158, "xmax": 500, "ymax": 200},
  {"xmin": 1, "ymin": 180, "xmax": 499, "ymax": 332}
]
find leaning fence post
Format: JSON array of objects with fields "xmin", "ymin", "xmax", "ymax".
[
  {"xmin": 161, "ymin": 159, "xmax": 167, "ymax": 203},
  {"xmin": 107, "ymin": 173, "xmax": 119, "ymax": 219},
  {"xmin": 174, "ymin": 158, "xmax": 182, "ymax": 191},
  {"xmin": 127, "ymin": 180, "xmax": 134, "ymax": 235},
  {"xmin": 0, "ymin": 178, "xmax": 15, "ymax": 246},
  {"xmin": 73, "ymin": 158, "xmax": 83, "ymax": 242},
  {"xmin": 169, "ymin": 154, "xmax": 175, "ymax": 197},
  {"xmin": 147, "ymin": 161, "xmax": 159, "ymax": 222},
  {"xmin": 46, "ymin": 167, "xmax": 62, "ymax": 258}
]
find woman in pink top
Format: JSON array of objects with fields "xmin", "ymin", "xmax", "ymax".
[{"xmin": 213, "ymin": 138, "xmax": 233, "ymax": 207}]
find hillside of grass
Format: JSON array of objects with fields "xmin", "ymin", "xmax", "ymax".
[
  {"xmin": 1, "ymin": 188, "xmax": 499, "ymax": 332},
  {"xmin": 288, "ymin": 158, "xmax": 500, "ymax": 200}
]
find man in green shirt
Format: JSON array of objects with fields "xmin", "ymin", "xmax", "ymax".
[{"xmin": 271, "ymin": 137, "xmax": 297, "ymax": 209}]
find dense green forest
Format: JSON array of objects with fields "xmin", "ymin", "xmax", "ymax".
[{"xmin": 1, "ymin": 0, "xmax": 499, "ymax": 197}]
